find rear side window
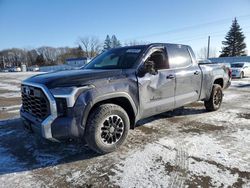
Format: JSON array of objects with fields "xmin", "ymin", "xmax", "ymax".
[{"xmin": 166, "ymin": 44, "xmax": 192, "ymax": 69}]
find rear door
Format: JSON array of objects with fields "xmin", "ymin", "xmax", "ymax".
[
  {"xmin": 137, "ymin": 46, "xmax": 175, "ymax": 118},
  {"xmin": 166, "ymin": 44, "xmax": 202, "ymax": 108}
]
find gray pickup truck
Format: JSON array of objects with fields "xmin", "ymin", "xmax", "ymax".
[{"xmin": 20, "ymin": 43, "xmax": 230, "ymax": 153}]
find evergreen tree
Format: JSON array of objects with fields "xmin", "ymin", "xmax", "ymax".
[
  {"xmin": 111, "ymin": 35, "xmax": 121, "ymax": 48},
  {"xmin": 220, "ymin": 18, "xmax": 247, "ymax": 57},
  {"xmin": 103, "ymin": 35, "xmax": 111, "ymax": 50}
]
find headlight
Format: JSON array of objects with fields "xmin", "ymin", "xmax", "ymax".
[
  {"xmin": 49, "ymin": 85, "xmax": 94, "ymax": 107},
  {"xmin": 50, "ymin": 86, "xmax": 76, "ymax": 96}
]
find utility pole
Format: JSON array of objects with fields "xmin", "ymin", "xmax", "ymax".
[{"xmin": 207, "ymin": 36, "xmax": 210, "ymax": 59}]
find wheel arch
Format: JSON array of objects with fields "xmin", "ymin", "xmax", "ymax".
[
  {"xmin": 82, "ymin": 92, "xmax": 138, "ymax": 131},
  {"xmin": 213, "ymin": 77, "xmax": 224, "ymax": 88}
]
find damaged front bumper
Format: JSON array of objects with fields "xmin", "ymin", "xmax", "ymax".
[
  {"xmin": 20, "ymin": 109, "xmax": 79, "ymax": 141},
  {"xmin": 20, "ymin": 81, "xmax": 93, "ymax": 142}
]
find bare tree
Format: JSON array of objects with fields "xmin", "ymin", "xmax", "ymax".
[
  {"xmin": 78, "ymin": 36, "xmax": 102, "ymax": 58},
  {"xmin": 124, "ymin": 40, "xmax": 149, "ymax": 46},
  {"xmin": 196, "ymin": 47, "xmax": 217, "ymax": 59}
]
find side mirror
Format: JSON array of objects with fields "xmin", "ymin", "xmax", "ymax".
[{"xmin": 243, "ymin": 66, "xmax": 248, "ymax": 69}]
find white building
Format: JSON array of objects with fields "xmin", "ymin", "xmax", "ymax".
[{"xmin": 65, "ymin": 57, "xmax": 87, "ymax": 67}]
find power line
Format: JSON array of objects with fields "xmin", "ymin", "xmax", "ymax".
[
  {"xmin": 156, "ymin": 25, "xmax": 250, "ymax": 44},
  {"xmin": 174, "ymin": 31, "xmax": 250, "ymax": 44},
  {"xmin": 125, "ymin": 14, "xmax": 250, "ymax": 41}
]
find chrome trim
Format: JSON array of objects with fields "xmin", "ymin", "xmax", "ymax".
[
  {"xmin": 53, "ymin": 85, "xmax": 94, "ymax": 107},
  {"xmin": 21, "ymin": 81, "xmax": 58, "ymax": 141}
]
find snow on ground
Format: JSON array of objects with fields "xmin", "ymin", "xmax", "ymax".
[
  {"xmin": 0, "ymin": 72, "xmax": 43, "ymax": 81},
  {"xmin": 110, "ymin": 79, "xmax": 250, "ymax": 187},
  {"xmin": 0, "ymin": 83, "xmax": 20, "ymax": 91},
  {"xmin": 229, "ymin": 77, "xmax": 250, "ymax": 92},
  {"xmin": 0, "ymin": 74, "xmax": 249, "ymax": 187},
  {"xmin": 0, "ymin": 72, "xmax": 42, "ymax": 98},
  {"xmin": 111, "ymin": 110, "xmax": 250, "ymax": 187},
  {"xmin": 0, "ymin": 92, "xmax": 21, "ymax": 98}
]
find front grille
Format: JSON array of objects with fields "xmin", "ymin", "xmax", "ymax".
[{"xmin": 21, "ymin": 85, "xmax": 50, "ymax": 121}]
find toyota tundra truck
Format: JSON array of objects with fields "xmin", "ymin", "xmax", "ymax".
[{"xmin": 20, "ymin": 43, "xmax": 230, "ymax": 153}]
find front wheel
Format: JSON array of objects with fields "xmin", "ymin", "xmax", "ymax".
[
  {"xmin": 85, "ymin": 104, "xmax": 129, "ymax": 154},
  {"xmin": 204, "ymin": 84, "xmax": 223, "ymax": 111}
]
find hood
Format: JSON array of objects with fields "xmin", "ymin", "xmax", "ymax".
[{"xmin": 24, "ymin": 69, "xmax": 123, "ymax": 88}]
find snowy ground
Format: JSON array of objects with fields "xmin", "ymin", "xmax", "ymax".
[{"xmin": 0, "ymin": 72, "xmax": 249, "ymax": 188}]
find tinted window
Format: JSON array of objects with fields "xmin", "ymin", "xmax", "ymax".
[
  {"xmin": 231, "ymin": 63, "xmax": 244, "ymax": 68},
  {"xmin": 166, "ymin": 44, "xmax": 192, "ymax": 68},
  {"xmin": 84, "ymin": 47, "xmax": 145, "ymax": 69}
]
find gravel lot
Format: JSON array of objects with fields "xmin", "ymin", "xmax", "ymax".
[{"xmin": 0, "ymin": 72, "xmax": 249, "ymax": 188}]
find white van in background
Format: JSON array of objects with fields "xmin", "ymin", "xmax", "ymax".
[{"xmin": 231, "ymin": 62, "xmax": 250, "ymax": 78}]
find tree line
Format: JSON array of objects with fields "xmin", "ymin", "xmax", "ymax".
[
  {"xmin": 0, "ymin": 35, "xmax": 146, "ymax": 69},
  {"xmin": 0, "ymin": 18, "xmax": 248, "ymax": 69}
]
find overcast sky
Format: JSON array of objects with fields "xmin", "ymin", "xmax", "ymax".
[{"xmin": 0, "ymin": 0, "xmax": 250, "ymax": 56}]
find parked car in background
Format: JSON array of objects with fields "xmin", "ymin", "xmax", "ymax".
[
  {"xmin": 231, "ymin": 62, "xmax": 250, "ymax": 79},
  {"xmin": 9, "ymin": 66, "xmax": 21, "ymax": 72},
  {"xmin": 28, "ymin": 65, "xmax": 40, "ymax": 72},
  {"xmin": 0, "ymin": 68, "xmax": 10, "ymax": 72}
]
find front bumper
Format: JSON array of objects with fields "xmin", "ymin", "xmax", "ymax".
[
  {"xmin": 21, "ymin": 81, "xmax": 57, "ymax": 141},
  {"xmin": 20, "ymin": 81, "xmax": 90, "ymax": 142},
  {"xmin": 21, "ymin": 109, "xmax": 80, "ymax": 141}
]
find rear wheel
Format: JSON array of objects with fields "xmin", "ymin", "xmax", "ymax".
[
  {"xmin": 85, "ymin": 104, "xmax": 129, "ymax": 154},
  {"xmin": 204, "ymin": 84, "xmax": 223, "ymax": 111}
]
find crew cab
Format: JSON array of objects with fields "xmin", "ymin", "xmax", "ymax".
[{"xmin": 20, "ymin": 43, "xmax": 230, "ymax": 153}]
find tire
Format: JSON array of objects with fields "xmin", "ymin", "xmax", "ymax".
[
  {"xmin": 85, "ymin": 104, "xmax": 130, "ymax": 154},
  {"xmin": 240, "ymin": 72, "xmax": 244, "ymax": 79},
  {"xmin": 204, "ymin": 84, "xmax": 223, "ymax": 112}
]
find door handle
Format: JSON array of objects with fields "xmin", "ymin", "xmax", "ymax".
[
  {"xmin": 166, "ymin": 74, "xmax": 175, "ymax": 79},
  {"xmin": 194, "ymin": 71, "xmax": 200, "ymax": 75}
]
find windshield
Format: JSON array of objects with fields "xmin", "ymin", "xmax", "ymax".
[
  {"xmin": 231, "ymin": 63, "xmax": 244, "ymax": 68},
  {"xmin": 84, "ymin": 47, "xmax": 145, "ymax": 69}
]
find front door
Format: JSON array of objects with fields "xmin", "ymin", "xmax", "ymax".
[{"xmin": 137, "ymin": 47, "xmax": 175, "ymax": 119}]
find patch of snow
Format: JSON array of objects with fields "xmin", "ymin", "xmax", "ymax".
[
  {"xmin": 0, "ymin": 105, "xmax": 20, "ymax": 110},
  {"xmin": 199, "ymin": 110, "xmax": 249, "ymax": 126},
  {"xmin": 111, "ymin": 143, "xmax": 176, "ymax": 188},
  {"xmin": 188, "ymin": 159, "xmax": 239, "ymax": 187},
  {"xmin": 7, "ymin": 109, "xmax": 20, "ymax": 114},
  {"xmin": 66, "ymin": 171, "xmax": 83, "ymax": 183},
  {"xmin": 0, "ymin": 83, "xmax": 20, "ymax": 92},
  {"xmin": 0, "ymin": 92, "xmax": 21, "ymax": 98},
  {"xmin": 0, "ymin": 171, "xmax": 44, "ymax": 188},
  {"xmin": 229, "ymin": 78, "xmax": 250, "ymax": 91}
]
